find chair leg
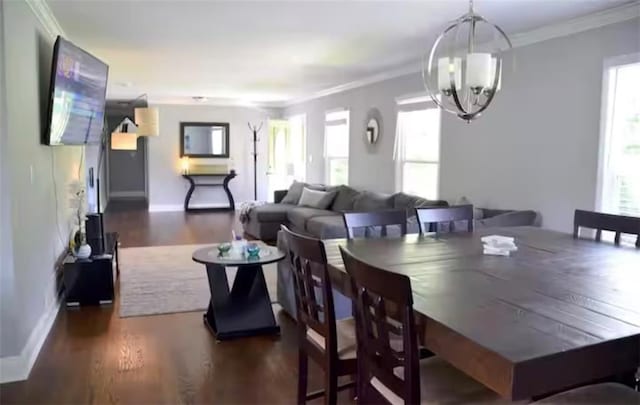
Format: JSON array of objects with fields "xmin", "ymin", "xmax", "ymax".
[
  {"xmin": 324, "ymin": 368, "xmax": 338, "ymax": 405},
  {"xmin": 298, "ymin": 350, "xmax": 308, "ymax": 405}
]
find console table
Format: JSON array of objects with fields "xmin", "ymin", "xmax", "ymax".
[{"xmin": 182, "ymin": 170, "xmax": 237, "ymax": 212}]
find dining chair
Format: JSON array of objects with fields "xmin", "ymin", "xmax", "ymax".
[
  {"xmin": 573, "ymin": 209, "xmax": 640, "ymax": 248},
  {"xmin": 415, "ymin": 204, "xmax": 474, "ymax": 234},
  {"xmin": 339, "ymin": 246, "xmax": 499, "ymax": 404},
  {"xmin": 342, "ymin": 209, "xmax": 407, "ymax": 239},
  {"xmin": 281, "ymin": 226, "xmax": 356, "ymax": 405}
]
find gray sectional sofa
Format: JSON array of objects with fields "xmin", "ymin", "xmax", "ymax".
[
  {"xmin": 243, "ymin": 183, "xmax": 449, "ymax": 241},
  {"xmin": 241, "ymin": 182, "xmax": 541, "ymax": 320}
]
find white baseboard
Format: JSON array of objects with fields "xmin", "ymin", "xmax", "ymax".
[
  {"xmin": 0, "ymin": 300, "xmax": 60, "ymax": 383},
  {"xmin": 149, "ymin": 203, "xmax": 243, "ymax": 212},
  {"xmin": 110, "ymin": 190, "xmax": 146, "ymax": 198}
]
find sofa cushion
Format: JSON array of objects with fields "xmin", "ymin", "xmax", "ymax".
[
  {"xmin": 353, "ymin": 191, "xmax": 393, "ymax": 211},
  {"xmin": 306, "ymin": 215, "xmax": 348, "ymax": 239},
  {"xmin": 280, "ymin": 181, "xmax": 325, "ymax": 205},
  {"xmin": 249, "ymin": 203, "xmax": 294, "ymax": 222},
  {"xmin": 287, "ymin": 207, "xmax": 338, "ymax": 231},
  {"xmin": 331, "ymin": 185, "xmax": 360, "ymax": 212},
  {"xmin": 298, "ymin": 187, "xmax": 337, "ymax": 209}
]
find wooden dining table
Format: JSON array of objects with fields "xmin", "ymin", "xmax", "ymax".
[{"xmin": 321, "ymin": 226, "xmax": 640, "ymax": 400}]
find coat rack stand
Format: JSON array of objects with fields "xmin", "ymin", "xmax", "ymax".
[{"xmin": 248, "ymin": 122, "xmax": 263, "ymax": 201}]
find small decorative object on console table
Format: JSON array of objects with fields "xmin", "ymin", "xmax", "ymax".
[
  {"xmin": 182, "ymin": 163, "xmax": 237, "ymax": 212},
  {"xmin": 192, "ymin": 241, "xmax": 284, "ymax": 340}
]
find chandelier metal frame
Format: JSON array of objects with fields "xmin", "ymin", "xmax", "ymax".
[{"xmin": 423, "ymin": 0, "xmax": 512, "ymax": 122}]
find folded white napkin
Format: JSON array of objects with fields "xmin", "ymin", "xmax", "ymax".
[
  {"xmin": 481, "ymin": 235, "xmax": 515, "ymax": 245},
  {"xmin": 482, "ymin": 235, "xmax": 518, "ymax": 256}
]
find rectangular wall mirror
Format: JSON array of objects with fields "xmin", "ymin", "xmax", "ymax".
[{"xmin": 180, "ymin": 122, "xmax": 230, "ymax": 158}]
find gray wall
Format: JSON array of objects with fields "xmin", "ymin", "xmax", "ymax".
[
  {"xmin": 0, "ymin": 0, "xmax": 18, "ymax": 360},
  {"xmin": 284, "ymin": 18, "xmax": 640, "ymax": 232},
  {"xmin": 148, "ymin": 104, "xmax": 280, "ymax": 209},
  {"xmin": 1, "ymin": 1, "xmax": 83, "ymax": 357}
]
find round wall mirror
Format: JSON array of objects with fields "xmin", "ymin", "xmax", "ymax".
[{"xmin": 364, "ymin": 108, "xmax": 383, "ymax": 152}]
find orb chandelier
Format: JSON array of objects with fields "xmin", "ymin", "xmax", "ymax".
[{"xmin": 423, "ymin": 0, "xmax": 512, "ymax": 122}]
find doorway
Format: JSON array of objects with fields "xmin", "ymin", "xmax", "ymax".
[
  {"xmin": 105, "ymin": 102, "xmax": 149, "ymax": 206},
  {"xmin": 267, "ymin": 115, "xmax": 306, "ymax": 201}
]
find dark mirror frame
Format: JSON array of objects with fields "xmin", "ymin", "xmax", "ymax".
[{"xmin": 180, "ymin": 122, "xmax": 230, "ymax": 158}]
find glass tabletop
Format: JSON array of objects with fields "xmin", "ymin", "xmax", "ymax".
[{"xmin": 192, "ymin": 242, "xmax": 286, "ymax": 266}]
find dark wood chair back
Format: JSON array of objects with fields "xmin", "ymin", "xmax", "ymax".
[
  {"xmin": 573, "ymin": 209, "xmax": 640, "ymax": 248},
  {"xmin": 281, "ymin": 226, "xmax": 337, "ymax": 359},
  {"xmin": 416, "ymin": 204, "xmax": 474, "ymax": 234},
  {"xmin": 339, "ymin": 246, "xmax": 420, "ymax": 404},
  {"xmin": 342, "ymin": 209, "xmax": 407, "ymax": 239}
]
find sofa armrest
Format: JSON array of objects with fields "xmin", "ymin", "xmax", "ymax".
[{"xmin": 274, "ymin": 189, "xmax": 288, "ymax": 203}]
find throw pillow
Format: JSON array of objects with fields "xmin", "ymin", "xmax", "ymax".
[
  {"xmin": 331, "ymin": 185, "xmax": 360, "ymax": 211},
  {"xmin": 298, "ymin": 187, "xmax": 337, "ymax": 210},
  {"xmin": 280, "ymin": 181, "xmax": 305, "ymax": 204},
  {"xmin": 353, "ymin": 191, "xmax": 392, "ymax": 211}
]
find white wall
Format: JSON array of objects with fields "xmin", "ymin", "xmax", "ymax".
[
  {"xmin": 284, "ymin": 18, "xmax": 640, "ymax": 232},
  {"xmin": 1, "ymin": 0, "xmax": 83, "ymax": 369},
  {"xmin": 148, "ymin": 104, "xmax": 281, "ymax": 210}
]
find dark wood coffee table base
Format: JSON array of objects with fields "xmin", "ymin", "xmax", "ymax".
[{"xmin": 203, "ymin": 263, "xmax": 280, "ymax": 341}]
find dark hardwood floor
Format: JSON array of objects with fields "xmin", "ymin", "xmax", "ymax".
[{"xmin": 1, "ymin": 200, "xmax": 345, "ymax": 404}]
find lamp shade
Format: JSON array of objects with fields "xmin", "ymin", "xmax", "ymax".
[
  {"xmin": 437, "ymin": 57, "xmax": 462, "ymax": 91},
  {"xmin": 111, "ymin": 133, "xmax": 138, "ymax": 150},
  {"xmin": 134, "ymin": 107, "xmax": 159, "ymax": 136},
  {"xmin": 465, "ymin": 53, "xmax": 492, "ymax": 89}
]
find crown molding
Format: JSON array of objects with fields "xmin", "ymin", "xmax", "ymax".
[
  {"xmin": 283, "ymin": 2, "xmax": 640, "ymax": 108},
  {"xmin": 283, "ymin": 64, "xmax": 420, "ymax": 107},
  {"xmin": 25, "ymin": 0, "xmax": 66, "ymax": 39},
  {"xmin": 508, "ymin": 1, "xmax": 640, "ymax": 48}
]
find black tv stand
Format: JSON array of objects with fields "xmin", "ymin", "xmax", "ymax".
[{"xmin": 63, "ymin": 232, "xmax": 119, "ymax": 306}]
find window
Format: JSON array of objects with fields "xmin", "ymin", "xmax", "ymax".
[
  {"xmin": 394, "ymin": 106, "xmax": 441, "ymax": 199},
  {"xmin": 324, "ymin": 110, "xmax": 349, "ymax": 185},
  {"xmin": 598, "ymin": 57, "xmax": 640, "ymax": 218}
]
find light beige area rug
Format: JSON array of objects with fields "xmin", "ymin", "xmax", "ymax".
[{"xmin": 119, "ymin": 244, "xmax": 278, "ymax": 318}]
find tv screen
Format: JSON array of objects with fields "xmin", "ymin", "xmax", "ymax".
[{"xmin": 43, "ymin": 36, "xmax": 109, "ymax": 145}]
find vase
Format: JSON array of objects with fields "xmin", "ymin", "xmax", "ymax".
[
  {"xmin": 73, "ymin": 231, "xmax": 92, "ymax": 259},
  {"xmin": 75, "ymin": 243, "xmax": 92, "ymax": 259}
]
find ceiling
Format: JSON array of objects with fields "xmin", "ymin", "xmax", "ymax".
[{"xmin": 47, "ymin": 0, "xmax": 634, "ymax": 106}]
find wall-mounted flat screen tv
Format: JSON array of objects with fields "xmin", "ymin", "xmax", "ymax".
[{"xmin": 43, "ymin": 36, "xmax": 109, "ymax": 145}]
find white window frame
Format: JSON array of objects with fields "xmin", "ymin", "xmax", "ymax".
[
  {"xmin": 596, "ymin": 53, "xmax": 640, "ymax": 214},
  {"xmin": 394, "ymin": 97, "xmax": 442, "ymax": 199},
  {"xmin": 324, "ymin": 109, "xmax": 350, "ymax": 186}
]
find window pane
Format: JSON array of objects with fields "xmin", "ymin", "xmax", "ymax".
[
  {"xmin": 326, "ymin": 124, "xmax": 349, "ymax": 158},
  {"xmin": 608, "ymin": 62, "xmax": 640, "ymax": 216},
  {"xmin": 329, "ymin": 158, "xmax": 348, "ymax": 186},
  {"xmin": 402, "ymin": 162, "xmax": 438, "ymax": 199},
  {"xmin": 402, "ymin": 109, "xmax": 440, "ymax": 162}
]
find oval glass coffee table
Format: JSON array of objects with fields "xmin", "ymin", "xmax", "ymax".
[{"xmin": 192, "ymin": 242, "xmax": 285, "ymax": 341}]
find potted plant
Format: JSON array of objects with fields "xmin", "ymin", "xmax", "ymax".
[{"xmin": 69, "ymin": 181, "xmax": 91, "ymax": 259}]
